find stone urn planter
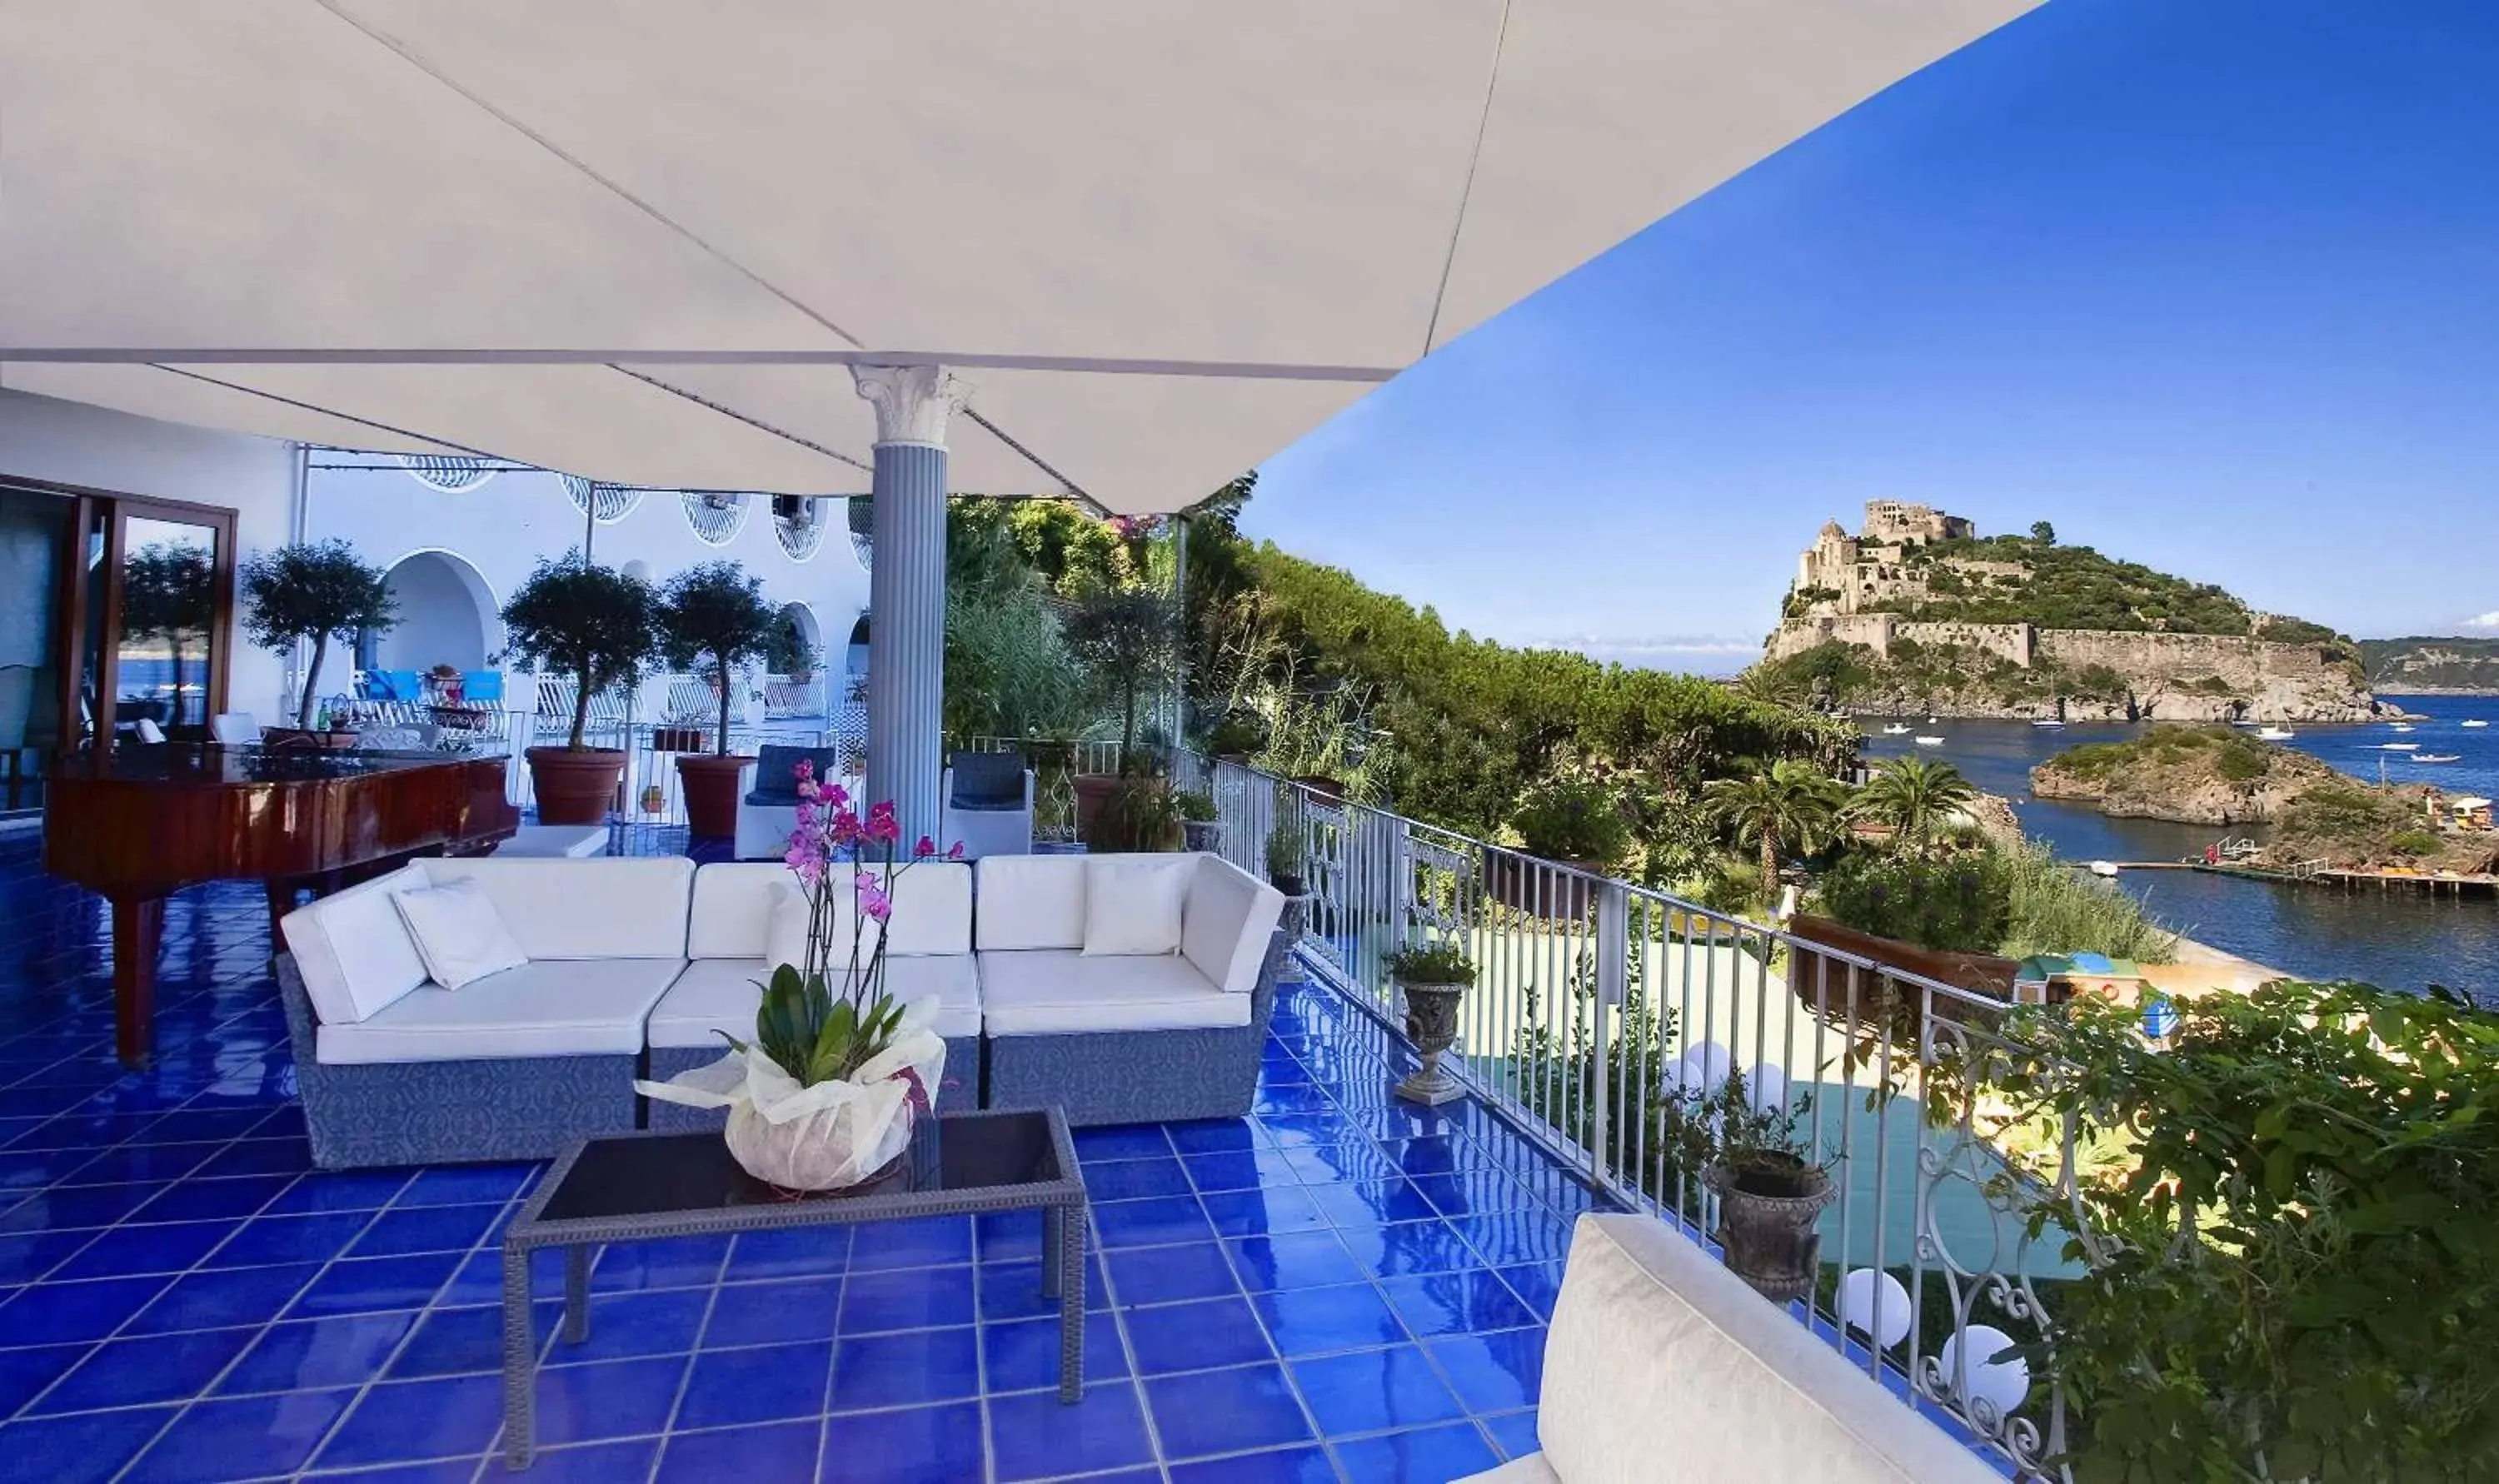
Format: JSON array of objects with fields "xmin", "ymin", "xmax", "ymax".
[
  {"xmin": 676, "ymin": 753, "xmax": 753, "ymax": 839},
  {"xmin": 1394, "ymin": 978, "xmax": 1468, "ymax": 1106},
  {"xmin": 1181, "ymin": 819, "xmax": 1224, "ymax": 853},
  {"xmin": 526, "ymin": 746, "xmax": 626, "ymax": 825},
  {"xmin": 1704, "ymin": 1157, "xmax": 1838, "ymax": 1302}
]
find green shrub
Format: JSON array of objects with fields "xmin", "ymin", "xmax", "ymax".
[
  {"xmin": 1818, "ymin": 848, "xmax": 2011, "ymax": 953},
  {"xmin": 1991, "ymin": 984, "xmax": 2499, "ymax": 1482},
  {"xmin": 1384, "ymin": 939, "xmax": 1476, "ymax": 987},
  {"xmin": 2390, "ymin": 828, "xmax": 2443, "ymax": 858},
  {"xmin": 1998, "ymin": 840, "xmax": 2177, "ymax": 962},
  {"xmin": 1509, "ymin": 776, "xmax": 1633, "ymax": 864}
]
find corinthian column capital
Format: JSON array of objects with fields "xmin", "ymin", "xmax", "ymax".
[{"xmin": 851, "ymin": 363, "xmax": 972, "ymax": 448}]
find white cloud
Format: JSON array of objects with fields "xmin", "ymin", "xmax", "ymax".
[{"xmin": 2464, "ymin": 611, "xmax": 2499, "ymax": 630}]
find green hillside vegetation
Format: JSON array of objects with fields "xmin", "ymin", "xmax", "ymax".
[
  {"xmin": 2359, "ymin": 635, "xmax": 2499, "ymax": 691},
  {"xmin": 1757, "ymin": 636, "xmax": 2132, "ymax": 711},
  {"xmin": 940, "ymin": 478, "xmax": 1857, "ymax": 883},
  {"xmin": 1881, "ymin": 532, "xmax": 2352, "ymax": 654}
]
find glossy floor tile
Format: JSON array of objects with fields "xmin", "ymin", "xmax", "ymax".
[{"xmin": 0, "ymin": 822, "xmax": 1595, "ymax": 1480}]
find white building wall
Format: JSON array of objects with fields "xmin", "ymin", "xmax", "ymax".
[
  {"xmin": 0, "ymin": 387, "xmax": 300, "ymax": 723},
  {"xmin": 302, "ymin": 452, "xmax": 870, "ymax": 711}
]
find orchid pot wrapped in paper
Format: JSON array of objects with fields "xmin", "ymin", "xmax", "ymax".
[{"xmin": 638, "ymin": 759, "xmax": 961, "ymax": 1191}]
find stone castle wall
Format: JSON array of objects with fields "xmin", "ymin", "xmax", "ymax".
[
  {"xmin": 1765, "ymin": 614, "xmax": 2033, "ymax": 666},
  {"xmin": 2033, "ymin": 630, "xmax": 2347, "ymax": 685}
]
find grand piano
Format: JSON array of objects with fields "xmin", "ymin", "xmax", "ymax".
[{"xmin": 45, "ymin": 744, "xmax": 521, "ymax": 1066}]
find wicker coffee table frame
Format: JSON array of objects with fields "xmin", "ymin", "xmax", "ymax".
[{"xmin": 499, "ymin": 1108, "xmax": 1085, "ymax": 1468}]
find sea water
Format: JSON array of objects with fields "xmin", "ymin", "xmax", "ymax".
[{"xmin": 1861, "ymin": 694, "xmax": 2499, "ymax": 997}]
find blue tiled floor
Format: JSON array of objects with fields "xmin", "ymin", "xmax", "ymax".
[{"xmin": 0, "ymin": 822, "xmax": 1602, "ymax": 1481}]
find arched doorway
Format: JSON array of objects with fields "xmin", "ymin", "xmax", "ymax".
[
  {"xmin": 777, "ymin": 602, "xmax": 823, "ymax": 674},
  {"xmin": 362, "ymin": 550, "xmax": 501, "ymax": 680}
]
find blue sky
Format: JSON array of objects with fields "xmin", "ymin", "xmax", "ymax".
[{"xmin": 1242, "ymin": 0, "xmax": 2499, "ymax": 675}]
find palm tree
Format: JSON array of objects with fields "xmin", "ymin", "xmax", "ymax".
[
  {"xmin": 1853, "ymin": 754, "xmax": 1979, "ymax": 854},
  {"xmin": 1703, "ymin": 759, "xmax": 1848, "ymax": 907}
]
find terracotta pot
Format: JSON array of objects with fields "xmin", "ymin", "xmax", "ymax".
[
  {"xmin": 676, "ymin": 753, "xmax": 754, "ymax": 839},
  {"xmin": 1072, "ymin": 773, "xmax": 1122, "ymax": 835},
  {"xmin": 1292, "ymin": 774, "xmax": 1345, "ymax": 803},
  {"xmin": 526, "ymin": 746, "xmax": 626, "ymax": 825},
  {"xmin": 1704, "ymin": 1159, "xmax": 1837, "ymax": 1302}
]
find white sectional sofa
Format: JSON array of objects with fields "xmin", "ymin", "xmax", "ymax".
[
  {"xmin": 1459, "ymin": 1214, "xmax": 2003, "ymax": 1484},
  {"xmin": 977, "ymin": 853, "xmax": 1288, "ymax": 1126},
  {"xmin": 642, "ymin": 860, "xmax": 980, "ymax": 1125},
  {"xmin": 274, "ymin": 849, "xmax": 1293, "ymax": 1167},
  {"xmin": 277, "ymin": 856, "xmax": 694, "ymax": 1168}
]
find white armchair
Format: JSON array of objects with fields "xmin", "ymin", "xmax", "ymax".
[
  {"xmin": 211, "ymin": 711, "xmax": 258, "ymax": 745},
  {"xmin": 942, "ymin": 751, "xmax": 1034, "ymax": 860}
]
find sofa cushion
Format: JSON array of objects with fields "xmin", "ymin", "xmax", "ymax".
[
  {"xmin": 976, "ymin": 855, "xmax": 1088, "ymax": 951},
  {"xmin": 1515, "ymin": 1214, "xmax": 2004, "ymax": 1484},
  {"xmin": 390, "ymin": 878, "xmax": 527, "ymax": 990},
  {"xmin": 420, "ymin": 857, "xmax": 694, "ymax": 959},
  {"xmin": 280, "ymin": 864, "xmax": 432, "ymax": 1025},
  {"xmin": 646, "ymin": 954, "xmax": 982, "ymax": 1048},
  {"xmin": 1081, "ymin": 854, "xmax": 1191, "ymax": 957},
  {"xmin": 978, "ymin": 949, "xmax": 1248, "ymax": 1036},
  {"xmin": 885, "ymin": 861, "xmax": 972, "ymax": 957},
  {"xmin": 689, "ymin": 862, "xmax": 803, "ymax": 959},
  {"xmin": 1180, "ymin": 855, "xmax": 1288, "ymax": 996},
  {"xmin": 312, "ymin": 958, "xmax": 685, "ymax": 1065}
]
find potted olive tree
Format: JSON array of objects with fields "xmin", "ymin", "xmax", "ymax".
[
  {"xmin": 1668, "ymin": 1072, "xmax": 1833, "ymax": 1302},
  {"xmin": 1265, "ymin": 818, "xmax": 1307, "ymax": 897},
  {"xmin": 237, "ymin": 539, "xmax": 398, "ymax": 739},
  {"xmin": 1386, "ymin": 938, "xmax": 1477, "ymax": 1106},
  {"xmin": 656, "ymin": 561, "xmax": 800, "ymax": 839},
  {"xmin": 501, "ymin": 553, "xmax": 661, "ymax": 824}
]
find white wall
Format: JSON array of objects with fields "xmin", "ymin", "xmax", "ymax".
[
  {"xmin": 303, "ymin": 454, "xmax": 870, "ymax": 708},
  {"xmin": 376, "ymin": 552, "xmax": 491, "ymax": 673},
  {"xmin": 0, "ymin": 387, "xmax": 300, "ymax": 724}
]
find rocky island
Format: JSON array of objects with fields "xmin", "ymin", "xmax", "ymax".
[
  {"xmin": 1750, "ymin": 502, "xmax": 2382, "ymax": 724},
  {"xmin": 2033, "ymin": 725, "xmax": 2498, "ymax": 873},
  {"xmin": 2362, "ymin": 636, "xmax": 2499, "ymax": 696}
]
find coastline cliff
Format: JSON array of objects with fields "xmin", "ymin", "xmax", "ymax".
[{"xmin": 1750, "ymin": 503, "xmax": 2379, "ymax": 724}]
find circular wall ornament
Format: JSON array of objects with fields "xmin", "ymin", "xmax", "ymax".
[
  {"xmin": 681, "ymin": 491, "xmax": 751, "ymax": 545},
  {"xmin": 561, "ymin": 474, "xmax": 643, "ymax": 523},
  {"xmin": 397, "ymin": 454, "xmax": 496, "ymax": 493}
]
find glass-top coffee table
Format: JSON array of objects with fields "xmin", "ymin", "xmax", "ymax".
[{"xmin": 500, "ymin": 1107, "xmax": 1085, "ymax": 1468}]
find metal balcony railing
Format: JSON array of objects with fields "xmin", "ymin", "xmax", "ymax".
[{"xmin": 1174, "ymin": 749, "xmax": 2082, "ymax": 1482}]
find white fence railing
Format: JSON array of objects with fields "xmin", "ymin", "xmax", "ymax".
[{"xmin": 1179, "ymin": 750, "xmax": 2078, "ymax": 1482}]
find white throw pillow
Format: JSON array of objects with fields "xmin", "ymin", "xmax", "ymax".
[
  {"xmin": 1081, "ymin": 855, "xmax": 1193, "ymax": 957},
  {"xmin": 389, "ymin": 879, "xmax": 527, "ymax": 990},
  {"xmin": 765, "ymin": 877, "xmax": 884, "ymax": 978}
]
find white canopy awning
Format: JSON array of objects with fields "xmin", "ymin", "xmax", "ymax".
[{"xmin": 0, "ymin": 1, "xmax": 2038, "ymax": 512}]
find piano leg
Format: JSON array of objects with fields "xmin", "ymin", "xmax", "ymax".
[{"xmin": 110, "ymin": 894, "xmax": 163, "ymax": 1069}]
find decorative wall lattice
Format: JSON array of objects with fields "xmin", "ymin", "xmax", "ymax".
[
  {"xmin": 773, "ymin": 495, "xmax": 827, "ymax": 560},
  {"xmin": 561, "ymin": 474, "xmax": 644, "ymax": 523},
  {"xmin": 681, "ymin": 491, "xmax": 750, "ymax": 545},
  {"xmin": 396, "ymin": 454, "xmax": 496, "ymax": 492}
]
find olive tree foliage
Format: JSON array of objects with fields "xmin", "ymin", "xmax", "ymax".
[
  {"xmin": 237, "ymin": 540, "xmax": 398, "ymax": 729},
  {"xmin": 655, "ymin": 561, "xmax": 800, "ymax": 754},
  {"xmin": 499, "ymin": 553, "xmax": 662, "ymax": 750}
]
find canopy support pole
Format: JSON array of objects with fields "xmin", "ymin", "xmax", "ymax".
[{"xmin": 854, "ymin": 363, "xmax": 970, "ymax": 849}]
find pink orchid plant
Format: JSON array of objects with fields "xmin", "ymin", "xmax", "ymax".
[{"xmin": 732, "ymin": 758, "xmax": 961, "ymax": 1088}]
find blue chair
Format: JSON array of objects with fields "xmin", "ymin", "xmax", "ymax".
[
  {"xmin": 367, "ymin": 669, "xmax": 422, "ymax": 702},
  {"xmin": 736, "ymin": 744, "xmax": 849, "ymax": 859},
  {"xmin": 942, "ymin": 750, "xmax": 1034, "ymax": 859},
  {"xmin": 461, "ymin": 670, "xmax": 505, "ymax": 705}
]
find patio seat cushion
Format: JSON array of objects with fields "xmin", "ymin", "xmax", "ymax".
[
  {"xmin": 280, "ymin": 863, "xmax": 435, "ymax": 1024},
  {"xmin": 975, "ymin": 854, "xmax": 1087, "ymax": 951},
  {"xmin": 1180, "ymin": 854, "xmax": 1287, "ymax": 996},
  {"xmin": 1455, "ymin": 1213, "xmax": 2003, "ymax": 1484},
  {"xmin": 976, "ymin": 949, "xmax": 1248, "ymax": 1036},
  {"xmin": 746, "ymin": 744, "xmax": 843, "ymax": 804},
  {"xmin": 687, "ymin": 860, "xmax": 967, "ymax": 961},
  {"xmin": 646, "ymin": 954, "xmax": 983, "ymax": 1047},
  {"xmin": 313, "ymin": 957, "xmax": 685, "ymax": 1065},
  {"xmin": 418, "ymin": 856, "xmax": 692, "ymax": 959},
  {"xmin": 947, "ymin": 750, "xmax": 1026, "ymax": 809}
]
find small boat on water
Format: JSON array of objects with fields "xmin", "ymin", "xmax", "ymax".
[
  {"xmin": 2257, "ymin": 726, "xmax": 2295, "ymax": 740},
  {"xmin": 1925, "ymin": 715, "xmax": 1939, "ymax": 725},
  {"xmin": 2032, "ymin": 719, "xmax": 2065, "ymax": 728},
  {"xmin": 2392, "ymin": 723, "xmax": 2416, "ymax": 733},
  {"xmin": 2380, "ymin": 742, "xmax": 2421, "ymax": 752},
  {"xmin": 2464, "ymin": 720, "xmax": 2490, "ymax": 729},
  {"xmin": 2414, "ymin": 753, "xmax": 2462, "ymax": 764},
  {"xmin": 1913, "ymin": 735, "xmax": 1945, "ymax": 748},
  {"xmin": 1882, "ymin": 723, "xmax": 1911, "ymax": 735},
  {"xmin": 2088, "ymin": 860, "xmax": 2120, "ymax": 878}
]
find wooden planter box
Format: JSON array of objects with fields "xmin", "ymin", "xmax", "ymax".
[
  {"xmin": 1782, "ymin": 914, "xmax": 2017, "ymax": 1044},
  {"xmin": 651, "ymin": 726, "xmax": 709, "ymax": 754}
]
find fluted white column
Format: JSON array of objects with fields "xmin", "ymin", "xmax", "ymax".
[{"xmin": 853, "ymin": 363, "xmax": 970, "ymax": 848}]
